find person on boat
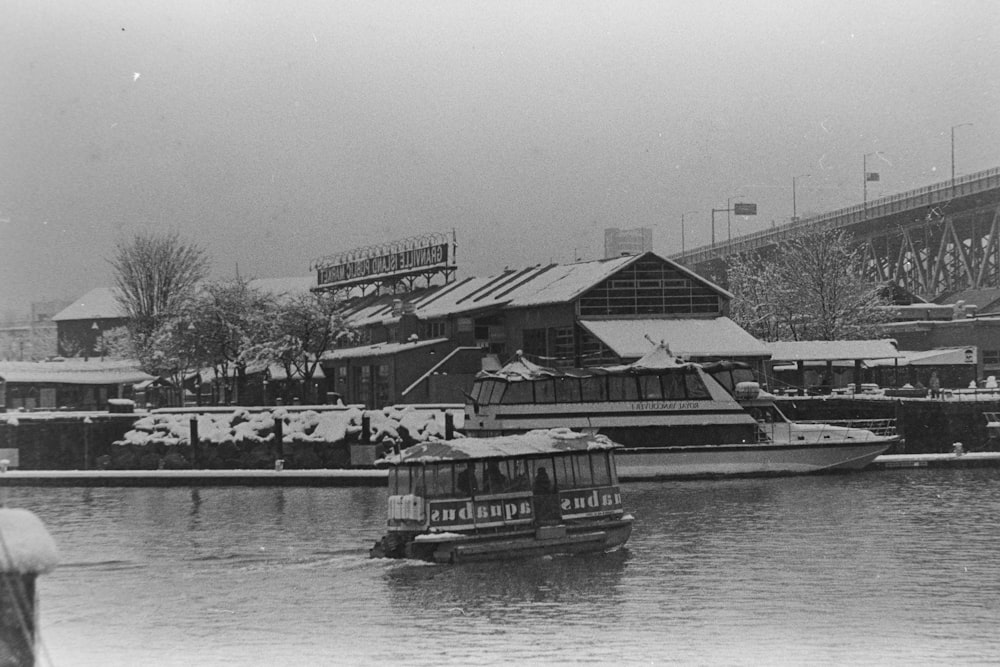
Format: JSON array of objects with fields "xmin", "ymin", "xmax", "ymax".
[
  {"xmin": 533, "ymin": 467, "xmax": 552, "ymax": 495},
  {"xmin": 484, "ymin": 461, "xmax": 507, "ymax": 493},
  {"xmin": 929, "ymin": 371, "xmax": 942, "ymax": 399},
  {"xmin": 532, "ymin": 467, "xmax": 560, "ymax": 524},
  {"xmin": 457, "ymin": 463, "xmax": 478, "ymax": 496}
]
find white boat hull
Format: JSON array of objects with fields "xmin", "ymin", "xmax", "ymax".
[{"xmin": 615, "ymin": 440, "xmax": 894, "ymax": 480}]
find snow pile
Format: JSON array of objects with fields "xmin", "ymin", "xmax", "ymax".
[
  {"xmin": 0, "ymin": 509, "xmax": 59, "ymax": 574},
  {"xmin": 114, "ymin": 407, "xmax": 460, "ymax": 449}
]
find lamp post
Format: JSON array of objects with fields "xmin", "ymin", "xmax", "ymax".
[
  {"xmin": 792, "ymin": 174, "xmax": 809, "ymax": 221},
  {"xmin": 726, "ymin": 194, "xmax": 746, "ymax": 243},
  {"xmin": 951, "ymin": 123, "xmax": 973, "ymax": 181},
  {"xmin": 680, "ymin": 210, "xmax": 697, "ymax": 254}
]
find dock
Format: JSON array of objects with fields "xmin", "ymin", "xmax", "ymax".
[
  {"xmin": 0, "ymin": 468, "xmax": 388, "ymax": 487},
  {"xmin": 869, "ymin": 451, "xmax": 1000, "ymax": 470}
]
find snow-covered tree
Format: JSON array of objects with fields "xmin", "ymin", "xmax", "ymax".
[
  {"xmin": 108, "ymin": 231, "xmax": 209, "ymax": 338},
  {"xmin": 195, "ymin": 278, "xmax": 275, "ymax": 404},
  {"xmin": 242, "ymin": 290, "xmax": 356, "ymax": 403},
  {"xmin": 728, "ymin": 229, "xmax": 892, "ymax": 341}
]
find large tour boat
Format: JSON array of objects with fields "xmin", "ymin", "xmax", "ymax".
[
  {"xmin": 370, "ymin": 429, "xmax": 633, "ymax": 563},
  {"xmin": 463, "ymin": 345, "xmax": 897, "ymax": 480}
]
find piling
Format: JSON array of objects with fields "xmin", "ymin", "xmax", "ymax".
[
  {"xmin": 189, "ymin": 417, "xmax": 199, "ymax": 469},
  {"xmin": 361, "ymin": 414, "xmax": 371, "ymax": 443},
  {"xmin": 274, "ymin": 416, "xmax": 284, "ymax": 467},
  {"xmin": 0, "ymin": 509, "xmax": 59, "ymax": 667},
  {"xmin": 445, "ymin": 412, "xmax": 455, "ymax": 440}
]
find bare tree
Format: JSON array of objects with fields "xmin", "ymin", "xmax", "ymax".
[{"xmin": 108, "ymin": 231, "xmax": 209, "ymax": 338}]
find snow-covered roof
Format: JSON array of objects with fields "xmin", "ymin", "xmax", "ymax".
[
  {"xmin": 765, "ymin": 339, "xmax": 901, "ymax": 363},
  {"xmin": 0, "ymin": 360, "xmax": 155, "ymax": 385},
  {"xmin": 579, "ymin": 317, "xmax": 770, "ymax": 359},
  {"xmin": 865, "ymin": 347, "xmax": 976, "ymax": 367},
  {"xmin": 249, "ymin": 276, "xmax": 316, "ymax": 297},
  {"xmin": 340, "ymin": 252, "xmax": 725, "ymax": 326},
  {"xmin": 52, "ymin": 287, "xmax": 123, "ymax": 322},
  {"xmin": 377, "ymin": 428, "xmax": 618, "ymax": 466},
  {"xmin": 321, "ymin": 338, "xmax": 449, "ymax": 361}
]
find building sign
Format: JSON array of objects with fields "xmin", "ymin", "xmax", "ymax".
[{"xmin": 312, "ymin": 232, "xmax": 456, "ymax": 290}]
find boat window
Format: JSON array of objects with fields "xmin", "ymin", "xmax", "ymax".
[
  {"xmin": 590, "ymin": 452, "xmax": 612, "ymax": 486},
  {"xmin": 661, "ymin": 371, "xmax": 686, "ymax": 399},
  {"xmin": 684, "ymin": 372, "xmax": 711, "ymax": 399},
  {"xmin": 570, "ymin": 453, "xmax": 591, "ymax": 487},
  {"xmin": 469, "ymin": 380, "xmax": 485, "ymax": 404},
  {"xmin": 608, "ymin": 375, "xmax": 639, "ymax": 401},
  {"xmin": 638, "ymin": 374, "xmax": 664, "ymax": 400},
  {"xmin": 506, "ymin": 459, "xmax": 531, "ymax": 491},
  {"xmin": 580, "ymin": 376, "xmax": 607, "ymax": 402},
  {"xmin": 504, "ymin": 380, "xmax": 535, "ymax": 404},
  {"xmin": 425, "ymin": 464, "xmax": 453, "ymax": 498},
  {"xmin": 534, "ymin": 379, "xmax": 556, "ymax": 403},
  {"xmin": 477, "ymin": 380, "xmax": 499, "ymax": 405},
  {"xmin": 489, "ymin": 381, "xmax": 506, "ymax": 405},
  {"xmin": 390, "ymin": 467, "xmax": 412, "ymax": 495},
  {"xmin": 553, "ymin": 455, "xmax": 575, "ymax": 489},
  {"xmin": 554, "ymin": 377, "xmax": 582, "ymax": 402}
]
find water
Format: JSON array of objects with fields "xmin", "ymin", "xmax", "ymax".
[{"xmin": 8, "ymin": 468, "xmax": 1000, "ymax": 666}]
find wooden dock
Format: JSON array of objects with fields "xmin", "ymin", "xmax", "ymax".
[{"xmin": 870, "ymin": 451, "xmax": 1000, "ymax": 470}]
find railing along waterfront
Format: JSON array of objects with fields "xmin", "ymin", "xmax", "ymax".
[{"xmin": 676, "ymin": 166, "xmax": 1000, "ymax": 265}]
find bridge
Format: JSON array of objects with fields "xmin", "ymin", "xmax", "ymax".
[{"xmin": 673, "ymin": 166, "xmax": 1000, "ymax": 302}]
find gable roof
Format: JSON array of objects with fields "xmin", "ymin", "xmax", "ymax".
[
  {"xmin": 52, "ymin": 288, "xmax": 123, "ymax": 322},
  {"xmin": 340, "ymin": 252, "xmax": 730, "ymax": 326}
]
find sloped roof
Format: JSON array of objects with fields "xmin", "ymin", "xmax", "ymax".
[
  {"xmin": 340, "ymin": 252, "xmax": 730, "ymax": 326},
  {"xmin": 321, "ymin": 338, "xmax": 448, "ymax": 361},
  {"xmin": 866, "ymin": 347, "xmax": 976, "ymax": 367},
  {"xmin": 765, "ymin": 339, "xmax": 901, "ymax": 363},
  {"xmin": 52, "ymin": 288, "xmax": 123, "ymax": 322},
  {"xmin": 934, "ymin": 287, "xmax": 1000, "ymax": 313},
  {"xmin": 0, "ymin": 360, "xmax": 154, "ymax": 385},
  {"xmin": 580, "ymin": 317, "xmax": 770, "ymax": 359}
]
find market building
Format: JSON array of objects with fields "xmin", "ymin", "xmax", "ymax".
[{"xmin": 315, "ymin": 234, "xmax": 770, "ymax": 407}]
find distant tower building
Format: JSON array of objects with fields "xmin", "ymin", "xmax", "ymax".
[{"xmin": 604, "ymin": 227, "xmax": 653, "ymax": 259}]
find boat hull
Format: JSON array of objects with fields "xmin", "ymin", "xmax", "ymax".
[
  {"xmin": 373, "ymin": 518, "xmax": 634, "ymax": 564},
  {"xmin": 614, "ymin": 439, "xmax": 894, "ymax": 480}
]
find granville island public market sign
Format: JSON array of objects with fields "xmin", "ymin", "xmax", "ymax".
[{"xmin": 313, "ymin": 233, "xmax": 454, "ymax": 290}]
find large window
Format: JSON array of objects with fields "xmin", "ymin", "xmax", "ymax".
[{"xmin": 578, "ymin": 259, "xmax": 722, "ymax": 316}]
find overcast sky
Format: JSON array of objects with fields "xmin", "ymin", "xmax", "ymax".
[{"xmin": 2, "ymin": 0, "xmax": 998, "ymax": 318}]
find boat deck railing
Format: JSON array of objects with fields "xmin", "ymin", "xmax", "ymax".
[{"xmin": 798, "ymin": 418, "xmax": 898, "ymax": 437}]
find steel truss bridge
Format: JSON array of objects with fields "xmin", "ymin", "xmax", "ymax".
[{"xmin": 674, "ymin": 166, "xmax": 1000, "ymax": 302}]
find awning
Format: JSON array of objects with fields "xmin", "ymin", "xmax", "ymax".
[
  {"xmin": 578, "ymin": 317, "xmax": 771, "ymax": 360},
  {"xmin": 866, "ymin": 347, "xmax": 977, "ymax": 367},
  {"xmin": 765, "ymin": 339, "xmax": 901, "ymax": 363},
  {"xmin": 0, "ymin": 360, "xmax": 155, "ymax": 385},
  {"xmin": 321, "ymin": 338, "xmax": 449, "ymax": 361}
]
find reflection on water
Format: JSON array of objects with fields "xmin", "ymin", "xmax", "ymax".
[{"xmin": 6, "ymin": 469, "xmax": 1000, "ymax": 665}]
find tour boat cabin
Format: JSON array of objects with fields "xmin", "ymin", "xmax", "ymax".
[{"xmin": 370, "ymin": 429, "xmax": 634, "ymax": 563}]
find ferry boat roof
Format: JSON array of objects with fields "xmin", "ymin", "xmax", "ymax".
[
  {"xmin": 376, "ymin": 429, "xmax": 619, "ymax": 466},
  {"xmin": 477, "ymin": 343, "xmax": 702, "ymax": 381}
]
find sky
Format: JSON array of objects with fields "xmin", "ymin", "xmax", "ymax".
[{"xmin": 2, "ymin": 0, "xmax": 998, "ymax": 319}]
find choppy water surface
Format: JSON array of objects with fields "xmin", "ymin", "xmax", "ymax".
[{"xmin": 10, "ymin": 468, "xmax": 1000, "ymax": 666}]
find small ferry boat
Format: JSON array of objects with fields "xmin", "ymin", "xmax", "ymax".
[
  {"xmin": 369, "ymin": 429, "xmax": 634, "ymax": 563},
  {"xmin": 463, "ymin": 345, "xmax": 897, "ymax": 480}
]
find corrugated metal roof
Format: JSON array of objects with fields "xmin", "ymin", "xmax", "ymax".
[
  {"xmin": 765, "ymin": 339, "xmax": 901, "ymax": 362},
  {"xmin": 52, "ymin": 288, "xmax": 123, "ymax": 321},
  {"xmin": 579, "ymin": 317, "xmax": 771, "ymax": 359},
  {"xmin": 0, "ymin": 360, "xmax": 154, "ymax": 385}
]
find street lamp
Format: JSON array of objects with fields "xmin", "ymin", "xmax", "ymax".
[
  {"xmin": 792, "ymin": 174, "xmax": 810, "ymax": 221},
  {"xmin": 727, "ymin": 194, "xmax": 746, "ymax": 243},
  {"xmin": 679, "ymin": 210, "xmax": 697, "ymax": 254},
  {"xmin": 863, "ymin": 152, "xmax": 884, "ymax": 205},
  {"xmin": 951, "ymin": 123, "xmax": 973, "ymax": 181}
]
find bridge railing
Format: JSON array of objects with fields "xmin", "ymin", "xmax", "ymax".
[{"xmin": 676, "ymin": 166, "xmax": 1000, "ymax": 265}]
